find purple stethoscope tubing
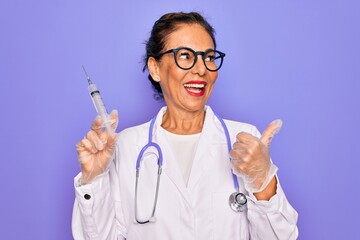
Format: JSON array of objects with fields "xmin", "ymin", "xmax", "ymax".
[
  {"xmin": 134, "ymin": 112, "xmax": 246, "ymax": 224},
  {"xmin": 213, "ymin": 113, "xmax": 240, "ymax": 191}
]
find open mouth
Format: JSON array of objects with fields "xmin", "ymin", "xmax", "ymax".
[{"xmin": 183, "ymin": 81, "xmax": 207, "ymax": 96}]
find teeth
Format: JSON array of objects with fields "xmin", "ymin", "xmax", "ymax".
[
  {"xmin": 187, "ymin": 88, "xmax": 202, "ymax": 93},
  {"xmin": 183, "ymin": 83, "xmax": 205, "ymax": 88}
]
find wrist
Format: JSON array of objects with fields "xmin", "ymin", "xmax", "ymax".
[{"xmin": 253, "ymin": 176, "xmax": 277, "ymax": 201}]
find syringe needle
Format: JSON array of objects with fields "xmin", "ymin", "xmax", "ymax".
[{"xmin": 82, "ymin": 64, "xmax": 92, "ymax": 84}]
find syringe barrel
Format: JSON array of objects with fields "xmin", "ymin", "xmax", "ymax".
[{"xmin": 88, "ymin": 84, "xmax": 114, "ymax": 135}]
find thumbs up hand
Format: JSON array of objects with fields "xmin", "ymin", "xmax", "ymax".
[{"xmin": 230, "ymin": 120, "xmax": 282, "ymax": 193}]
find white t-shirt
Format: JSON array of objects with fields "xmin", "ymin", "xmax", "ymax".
[{"xmin": 162, "ymin": 128, "xmax": 201, "ymax": 186}]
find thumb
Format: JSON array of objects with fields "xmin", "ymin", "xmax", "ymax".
[{"xmin": 260, "ymin": 119, "xmax": 283, "ymax": 146}]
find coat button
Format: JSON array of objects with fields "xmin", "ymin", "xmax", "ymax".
[{"xmin": 84, "ymin": 194, "xmax": 91, "ymax": 200}]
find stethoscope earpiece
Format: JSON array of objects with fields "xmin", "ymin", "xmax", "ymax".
[{"xmin": 229, "ymin": 192, "xmax": 247, "ymax": 212}]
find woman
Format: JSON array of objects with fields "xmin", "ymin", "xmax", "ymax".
[{"xmin": 72, "ymin": 12, "xmax": 298, "ymax": 239}]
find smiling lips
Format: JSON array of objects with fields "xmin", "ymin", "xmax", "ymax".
[{"xmin": 183, "ymin": 81, "xmax": 207, "ymax": 97}]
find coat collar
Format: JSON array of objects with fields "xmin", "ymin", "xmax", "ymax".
[{"xmin": 136, "ymin": 106, "xmax": 228, "ymax": 207}]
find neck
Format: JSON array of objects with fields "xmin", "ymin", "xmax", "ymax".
[{"xmin": 161, "ymin": 107, "xmax": 206, "ymax": 135}]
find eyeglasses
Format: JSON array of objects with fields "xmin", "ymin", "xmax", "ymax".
[{"xmin": 157, "ymin": 47, "xmax": 226, "ymax": 72}]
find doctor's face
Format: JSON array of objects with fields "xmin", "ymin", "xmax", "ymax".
[{"xmin": 156, "ymin": 24, "xmax": 218, "ymax": 114}]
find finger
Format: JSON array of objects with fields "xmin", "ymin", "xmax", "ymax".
[
  {"xmin": 98, "ymin": 110, "xmax": 119, "ymax": 136},
  {"xmin": 100, "ymin": 134, "xmax": 117, "ymax": 160},
  {"xmin": 76, "ymin": 140, "xmax": 88, "ymax": 153},
  {"xmin": 230, "ymin": 143, "xmax": 251, "ymax": 161},
  {"xmin": 99, "ymin": 129, "xmax": 109, "ymax": 146},
  {"xmin": 91, "ymin": 115, "xmax": 103, "ymax": 135},
  {"xmin": 231, "ymin": 141, "xmax": 249, "ymax": 152},
  {"xmin": 260, "ymin": 119, "xmax": 283, "ymax": 146},
  {"xmin": 230, "ymin": 149, "xmax": 246, "ymax": 161},
  {"xmin": 106, "ymin": 133, "xmax": 118, "ymax": 148},
  {"xmin": 78, "ymin": 151, "xmax": 93, "ymax": 164},
  {"xmin": 77, "ymin": 138, "xmax": 97, "ymax": 154},
  {"xmin": 109, "ymin": 109, "xmax": 119, "ymax": 131},
  {"xmin": 236, "ymin": 132, "xmax": 256, "ymax": 144},
  {"xmin": 86, "ymin": 130, "xmax": 104, "ymax": 151}
]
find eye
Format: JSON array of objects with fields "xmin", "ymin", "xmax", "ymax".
[
  {"xmin": 179, "ymin": 52, "xmax": 191, "ymax": 60},
  {"xmin": 205, "ymin": 54, "xmax": 215, "ymax": 62},
  {"xmin": 176, "ymin": 49, "xmax": 194, "ymax": 61}
]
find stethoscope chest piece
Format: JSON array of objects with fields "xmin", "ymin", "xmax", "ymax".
[{"xmin": 229, "ymin": 192, "xmax": 247, "ymax": 212}]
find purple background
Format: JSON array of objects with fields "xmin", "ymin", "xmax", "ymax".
[{"xmin": 1, "ymin": 0, "xmax": 359, "ymax": 239}]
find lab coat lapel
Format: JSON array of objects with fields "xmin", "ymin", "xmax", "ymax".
[
  {"xmin": 155, "ymin": 125, "xmax": 193, "ymax": 206},
  {"xmin": 134, "ymin": 107, "xmax": 226, "ymax": 207},
  {"xmin": 187, "ymin": 107, "xmax": 225, "ymax": 191},
  {"xmin": 137, "ymin": 107, "xmax": 193, "ymax": 206}
]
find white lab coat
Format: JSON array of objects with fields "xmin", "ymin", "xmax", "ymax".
[{"xmin": 72, "ymin": 106, "xmax": 298, "ymax": 240}]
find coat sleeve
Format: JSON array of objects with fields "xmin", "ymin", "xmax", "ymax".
[
  {"xmin": 71, "ymin": 151, "xmax": 127, "ymax": 240},
  {"xmin": 246, "ymin": 179, "xmax": 298, "ymax": 239},
  {"xmin": 246, "ymin": 125, "xmax": 298, "ymax": 239}
]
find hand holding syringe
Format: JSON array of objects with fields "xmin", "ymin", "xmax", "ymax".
[{"xmin": 76, "ymin": 66, "xmax": 118, "ymax": 184}]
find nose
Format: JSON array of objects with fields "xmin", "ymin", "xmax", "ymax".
[{"xmin": 191, "ymin": 54, "xmax": 206, "ymax": 76}]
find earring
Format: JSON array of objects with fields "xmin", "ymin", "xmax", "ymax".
[{"xmin": 154, "ymin": 77, "xmax": 160, "ymax": 82}]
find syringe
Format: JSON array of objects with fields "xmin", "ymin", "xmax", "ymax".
[{"xmin": 82, "ymin": 65, "xmax": 114, "ymax": 135}]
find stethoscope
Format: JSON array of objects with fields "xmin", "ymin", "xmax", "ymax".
[{"xmin": 134, "ymin": 113, "xmax": 247, "ymax": 224}]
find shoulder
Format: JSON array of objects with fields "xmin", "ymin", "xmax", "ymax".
[
  {"xmin": 205, "ymin": 105, "xmax": 261, "ymax": 139},
  {"xmin": 116, "ymin": 106, "xmax": 166, "ymax": 145},
  {"xmin": 117, "ymin": 121, "xmax": 150, "ymax": 143}
]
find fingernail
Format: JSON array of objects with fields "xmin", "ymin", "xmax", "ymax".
[
  {"xmin": 271, "ymin": 119, "xmax": 283, "ymax": 133},
  {"xmin": 110, "ymin": 109, "xmax": 118, "ymax": 116}
]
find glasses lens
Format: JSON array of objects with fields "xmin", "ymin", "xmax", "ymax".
[
  {"xmin": 204, "ymin": 50, "xmax": 223, "ymax": 71},
  {"xmin": 175, "ymin": 48, "xmax": 195, "ymax": 70}
]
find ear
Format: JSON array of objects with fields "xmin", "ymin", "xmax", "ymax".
[{"xmin": 147, "ymin": 57, "xmax": 161, "ymax": 82}]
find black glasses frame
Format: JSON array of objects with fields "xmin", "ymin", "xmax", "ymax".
[{"xmin": 156, "ymin": 47, "xmax": 226, "ymax": 72}]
